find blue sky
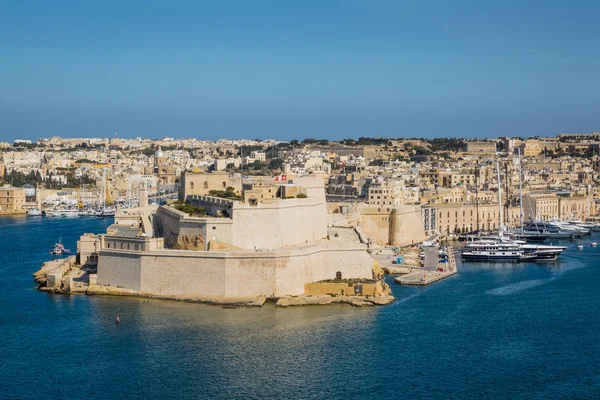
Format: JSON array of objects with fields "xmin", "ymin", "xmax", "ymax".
[{"xmin": 1, "ymin": 0, "xmax": 599, "ymax": 141}]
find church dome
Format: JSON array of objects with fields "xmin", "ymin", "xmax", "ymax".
[{"xmin": 155, "ymin": 147, "xmax": 164, "ymax": 158}]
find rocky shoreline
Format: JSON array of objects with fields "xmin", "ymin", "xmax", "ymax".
[{"xmin": 33, "ymin": 256, "xmax": 394, "ymax": 308}]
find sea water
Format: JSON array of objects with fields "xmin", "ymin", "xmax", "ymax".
[{"xmin": 0, "ymin": 216, "xmax": 598, "ymax": 399}]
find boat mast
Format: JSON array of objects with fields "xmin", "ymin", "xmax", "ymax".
[
  {"xmin": 102, "ymin": 168, "xmax": 107, "ymax": 210},
  {"xmin": 497, "ymin": 161, "xmax": 503, "ymax": 233},
  {"xmin": 504, "ymin": 163, "xmax": 509, "ymax": 226},
  {"xmin": 475, "ymin": 166, "xmax": 480, "ymax": 235},
  {"xmin": 518, "ymin": 147, "xmax": 524, "ymax": 235}
]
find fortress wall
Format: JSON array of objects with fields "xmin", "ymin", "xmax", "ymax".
[
  {"xmin": 224, "ymin": 256, "xmax": 279, "ymax": 297},
  {"xmin": 96, "ymin": 245, "xmax": 372, "ymax": 298},
  {"xmin": 390, "ymin": 205, "xmax": 427, "ymax": 246},
  {"xmin": 230, "ymin": 198, "xmax": 327, "ymax": 249},
  {"xmin": 359, "ymin": 204, "xmax": 427, "ymax": 246},
  {"xmin": 155, "ymin": 207, "xmax": 233, "ymax": 249},
  {"xmin": 139, "ymin": 254, "xmax": 227, "ymax": 296},
  {"xmin": 359, "ymin": 207, "xmax": 392, "ymax": 245},
  {"xmin": 321, "ymin": 249, "xmax": 374, "ymax": 281},
  {"xmin": 97, "ymin": 252, "xmax": 143, "ymax": 291}
]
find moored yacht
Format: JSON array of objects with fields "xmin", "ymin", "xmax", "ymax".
[
  {"xmin": 100, "ymin": 207, "xmax": 116, "ymax": 217},
  {"xmin": 27, "ymin": 208, "xmax": 43, "ymax": 217},
  {"xmin": 521, "ymin": 220, "xmax": 576, "ymax": 239},
  {"xmin": 461, "ymin": 240, "xmax": 531, "ymax": 262},
  {"xmin": 519, "ymin": 243, "xmax": 567, "ymax": 260}
]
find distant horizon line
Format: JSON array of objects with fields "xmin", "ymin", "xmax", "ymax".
[{"xmin": 5, "ymin": 132, "xmax": 599, "ymax": 144}]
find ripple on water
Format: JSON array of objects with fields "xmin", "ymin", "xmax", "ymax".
[{"xmin": 486, "ymin": 278, "xmax": 554, "ymax": 296}]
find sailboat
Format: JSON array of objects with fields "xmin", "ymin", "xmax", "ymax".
[{"xmin": 462, "ymin": 155, "xmax": 566, "ymax": 262}]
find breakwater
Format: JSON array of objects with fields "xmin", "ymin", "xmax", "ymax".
[{"xmin": 395, "ymin": 245, "xmax": 457, "ymax": 285}]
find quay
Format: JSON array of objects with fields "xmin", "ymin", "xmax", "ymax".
[{"xmin": 394, "ymin": 245, "xmax": 457, "ymax": 286}]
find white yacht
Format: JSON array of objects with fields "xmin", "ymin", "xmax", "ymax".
[
  {"xmin": 521, "ymin": 220, "xmax": 577, "ymax": 239},
  {"xmin": 26, "ymin": 208, "xmax": 43, "ymax": 217},
  {"xmin": 461, "ymin": 240, "xmax": 532, "ymax": 262},
  {"xmin": 59, "ymin": 209, "xmax": 79, "ymax": 218},
  {"xmin": 100, "ymin": 207, "xmax": 116, "ymax": 218}
]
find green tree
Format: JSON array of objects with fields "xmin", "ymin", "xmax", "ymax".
[
  {"xmin": 251, "ymin": 160, "xmax": 264, "ymax": 170},
  {"xmin": 268, "ymin": 158, "xmax": 283, "ymax": 170}
]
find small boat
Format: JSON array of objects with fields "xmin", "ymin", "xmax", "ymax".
[
  {"xmin": 100, "ymin": 207, "xmax": 116, "ymax": 218},
  {"xmin": 27, "ymin": 208, "xmax": 43, "ymax": 217},
  {"xmin": 592, "ymin": 242, "xmax": 597, "ymax": 247},
  {"xmin": 59, "ymin": 209, "xmax": 79, "ymax": 218},
  {"xmin": 50, "ymin": 241, "xmax": 71, "ymax": 255},
  {"xmin": 577, "ymin": 245, "xmax": 584, "ymax": 250}
]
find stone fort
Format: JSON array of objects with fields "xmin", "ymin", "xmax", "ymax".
[{"xmin": 81, "ymin": 177, "xmax": 377, "ymax": 300}]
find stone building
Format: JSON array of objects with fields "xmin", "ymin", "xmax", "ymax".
[
  {"xmin": 144, "ymin": 147, "xmax": 177, "ymax": 186},
  {"xmin": 429, "ymin": 202, "xmax": 521, "ymax": 234},
  {"xmin": 91, "ymin": 177, "xmax": 375, "ymax": 299},
  {"xmin": 358, "ymin": 203, "xmax": 427, "ymax": 246},
  {"xmin": 178, "ymin": 171, "xmax": 243, "ymax": 200},
  {"xmin": 522, "ymin": 193, "xmax": 594, "ymax": 220},
  {"xmin": 462, "ymin": 140, "xmax": 497, "ymax": 154},
  {"xmin": 0, "ymin": 185, "xmax": 26, "ymax": 213}
]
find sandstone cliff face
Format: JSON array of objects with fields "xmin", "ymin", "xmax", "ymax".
[
  {"xmin": 372, "ymin": 259, "xmax": 385, "ymax": 280},
  {"xmin": 172, "ymin": 234, "xmax": 204, "ymax": 250}
]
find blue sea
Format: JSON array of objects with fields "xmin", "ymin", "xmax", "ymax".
[{"xmin": 0, "ymin": 216, "xmax": 599, "ymax": 399}]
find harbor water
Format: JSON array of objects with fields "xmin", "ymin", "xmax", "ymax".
[{"xmin": 1, "ymin": 217, "xmax": 599, "ymax": 399}]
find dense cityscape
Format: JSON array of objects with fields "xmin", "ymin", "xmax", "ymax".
[
  {"xmin": 2, "ymin": 133, "xmax": 599, "ymax": 234},
  {"xmin": 3, "ymin": 0, "xmax": 600, "ymax": 398}
]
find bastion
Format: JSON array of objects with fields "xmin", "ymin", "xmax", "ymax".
[{"xmin": 35, "ymin": 177, "xmax": 394, "ymax": 306}]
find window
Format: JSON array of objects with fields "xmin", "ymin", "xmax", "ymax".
[
  {"xmin": 336, "ymin": 271, "xmax": 342, "ymax": 280},
  {"xmin": 190, "ymin": 182, "xmax": 195, "ymax": 189},
  {"xmin": 203, "ymin": 181, "xmax": 208, "ymax": 189},
  {"xmin": 222, "ymin": 181, "xmax": 226, "ymax": 188}
]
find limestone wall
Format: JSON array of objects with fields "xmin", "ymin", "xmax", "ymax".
[
  {"xmin": 230, "ymin": 197, "xmax": 327, "ymax": 249},
  {"xmin": 304, "ymin": 281, "xmax": 384, "ymax": 296},
  {"xmin": 154, "ymin": 206, "xmax": 233, "ymax": 250},
  {"xmin": 96, "ymin": 244, "xmax": 373, "ymax": 298},
  {"xmin": 359, "ymin": 204, "xmax": 426, "ymax": 246},
  {"xmin": 97, "ymin": 252, "xmax": 143, "ymax": 291},
  {"xmin": 389, "ymin": 205, "xmax": 427, "ymax": 246},
  {"xmin": 156, "ymin": 197, "xmax": 327, "ymax": 251}
]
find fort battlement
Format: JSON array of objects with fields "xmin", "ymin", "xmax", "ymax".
[{"xmin": 188, "ymin": 195, "xmax": 236, "ymax": 208}]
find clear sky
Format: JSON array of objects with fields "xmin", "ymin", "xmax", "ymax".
[{"xmin": 1, "ymin": 0, "xmax": 600, "ymax": 142}]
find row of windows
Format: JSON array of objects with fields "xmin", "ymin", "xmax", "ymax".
[
  {"xmin": 441, "ymin": 223, "xmax": 498, "ymax": 231},
  {"xmin": 190, "ymin": 181, "xmax": 228, "ymax": 190},
  {"xmin": 440, "ymin": 210, "xmax": 496, "ymax": 218},
  {"xmin": 106, "ymin": 242, "xmax": 144, "ymax": 251}
]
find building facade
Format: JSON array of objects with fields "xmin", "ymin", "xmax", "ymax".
[{"xmin": 0, "ymin": 186, "xmax": 26, "ymax": 213}]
